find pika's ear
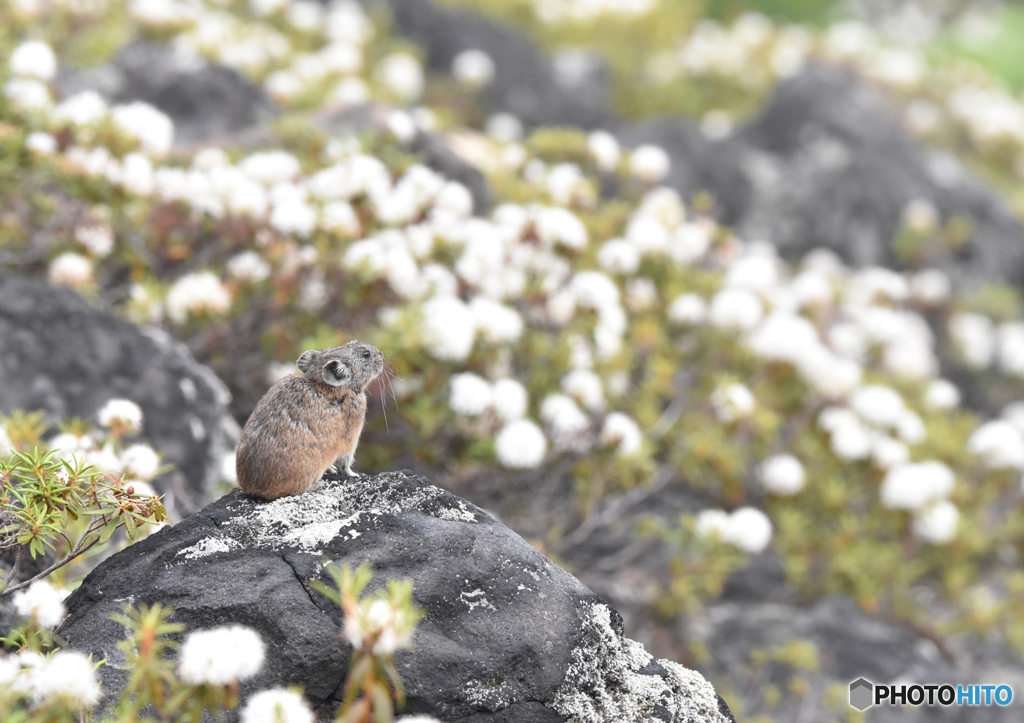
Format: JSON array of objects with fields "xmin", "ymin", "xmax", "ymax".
[
  {"xmin": 323, "ymin": 360, "xmax": 351, "ymax": 387},
  {"xmin": 296, "ymin": 350, "xmax": 317, "ymax": 373}
]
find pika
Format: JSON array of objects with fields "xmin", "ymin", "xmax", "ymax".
[{"xmin": 236, "ymin": 341, "xmax": 385, "ymax": 500}]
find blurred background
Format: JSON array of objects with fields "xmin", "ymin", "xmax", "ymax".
[{"xmin": 4, "ymin": 0, "xmax": 1024, "ymax": 720}]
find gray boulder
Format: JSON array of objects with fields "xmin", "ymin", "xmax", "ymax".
[
  {"xmin": 0, "ymin": 272, "xmax": 237, "ymax": 515},
  {"xmin": 58, "ymin": 41, "xmax": 277, "ymax": 147},
  {"xmin": 736, "ymin": 62, "xmax": 1024, "ymax": 289},
  {"xmin": 58, "ymin": 470, "xmax": 734, "ymax": 723}
]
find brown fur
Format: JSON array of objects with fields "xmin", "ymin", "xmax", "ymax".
[{"xmin": 236, "ymin": 341, "xmax": 384, "ymax": 500}]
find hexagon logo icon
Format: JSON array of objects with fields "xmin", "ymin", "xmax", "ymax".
[{"xmin": 850, "ymin": 678, "xmax": 874, "ymax": 711}]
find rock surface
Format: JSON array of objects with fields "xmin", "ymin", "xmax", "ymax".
[
  {"xmin": 736, "ymin": 62, "xmax": 1024, "ymax": 289},
  {"xmin": 57, "ymin": 41, "xmax": 277, "ymax": 147},
  {"xmin": 58, "ymin": 470, "xmax": 734, "ymax": 723},
  {"xmin": 0, "ymin": 272, "xmax": 237, "ymax": 514}
]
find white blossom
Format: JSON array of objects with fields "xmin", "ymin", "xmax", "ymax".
[
  {"xmin": 668, "ymin": 223, "xmax": 710, "ymax": 264},
  {"xmin": 98, "ymin": 398, "xmax": 143, "ymax": 432},
  {"xmin": 998, "ymin": 322, "xmax": 1024, "ymax": 377},
  {"xmin": 968, "ymin": 420, "xmax": 1024, "ymax": 470},
  {"xmin": 541, "ymin": 394, "xmax": 591, "ymax": 451},
  {"xmin": 449, "ymin": 373, "xmax": 493, "ymax": 417},
  {"xmin": 722, "ymin": 507, "xmax": 773, "ymax": 553},
  {"xmin": 240, "ymin": 151, "xmax": 300, "ymax": 186},
  {"xmin": 10, "ymin": 40, "xmax": 57, "ymax": 80},
  {"xmin": 725, "ymin": 255, "xmax": 778, "ymax": 295},
  {"xmin": 597, "ymin": 239, "xmax": 640, "ymax": 274},
  {"xmin": 48, "ymin": 252, "xmax": 93, "ymax": 287},
  {"xmin": 451, "ymin": 49, "xmax": 495, "ymax": 88},
  {"xmin": 709, "ymin": 288, "xmax": 763, "ymax": 330},
  {"xmin": 924, "ymin": 379, "xmax": 960, "ymax": 410},
  {"xmin": 849, "ymin": 385, "xmax": 906, "ymax": 428},
  {"xmin": 535, "ymin": 207, "xmax": 587, "ymax": 250},
  {"xmin": 32, "ymin": 651, "xmax": 100, "ymax": 707},
  {"xmin": 178, "ymin": 626, "xmax": 265, "ymax": 685},
  {"xmin": 495, "ymin": 420, "xmax": 547, "ymax": 468},
  {"xmin": 587, "ymin": 130, "xmax": 620, "ymax": 172},
  {"xmin": 910, "ymin": 269, "xmax": 950, "ymax": 305},
  {"xmin": 871, "ymin": 434, "xmax": 909, "ymax": 469},
  {"xmin": 600, "ymin": 412, "xmax": 642, "ymax": 456},
  {"xmin": 4, "ymin": 78, "xmax": 50, "ymax": 111},
  {"xmin": 25, "ymin": 131, "xmax": 57, "ymax": 155},
  {"xmin": 12, "ymin": 581, "xmax": 66, "ymax": 629},
  {"xmin": 227, "ymin": 251, "xmax": 271, "ymax": 283},
  {"xmin": 492, "ymin": 379, "xmax": 528, "ymax": 422},
  {"xmin": 377, "ymin": 53, "xmax": 424, "ymax": 102},
  {"xmin": 667, "ymin": 293, "xmax": 706, "ymax": 324},
  {"xmin": 880, "ymin": 461, "xmax": 955, "ymax": 510},
  {"xmin": 420, "ymin": 296, "xmax": 476, "ymax": 361},
  {"xmin": 913, "ymin": 501, "xmax": 959, "ymax": 544},
  {"xmin": 166, "ymin": 272, "xmax": 232, "ymax": 323},
  {"xmin": 120, "ymin": 444, "xmax": 160, "ymax": 480},
  {"xmin": 949, "ymin": 313, "xmax": 995, "ymax": 370},
  {"xmin": 469, "ymin": 297, "xmax": 523, "ymax": 344},
  {"xmin": 629, "ymin": 145, "xmax": 670, "ymax": 183},
  {"xmin": 561, "ymin": 369, "xmax": 604, "ymax": 412},
  {"xmin": 112, "ymin": 102, "xmax": 174, "ymax": 156},
  {"xmin": 486, "ymin": 113, "xmax": 522, "ymax": 142},
  {"xmin": 625, "ymin": 278, "xmax": 658, "ymax": 312},
  {"xmin": 241, "ymin": 688, "xmax": 315, "ymax": 723},
  {"xmin": 695, "ymin": 509, "xmax": 730, "ymax": 540},
  {"xmin": 710, "ymin": 383, "xmax": 755, "ymax": 422},
  {"xmin": 760, "ymin": 454, "xmax": 805, "ymax": 495}
]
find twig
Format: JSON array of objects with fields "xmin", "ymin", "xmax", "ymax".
[
  {"xmin": 0, "ymin": 519, "xmax": 108, "ymax": 596},
  {"xmin": 2, "ymin": 546, "xmax": 26, "ymax": 590},
  {"xmin": 647, "ymin": 373, "xmax": 694, "ymax": 442},
  {"xmin": 556, "ymin": 465, "xmax": 674, "ymax": 553}
]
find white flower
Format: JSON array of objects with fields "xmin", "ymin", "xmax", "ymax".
[
  {"xmin": 910, "ymin": 269, "xmax": 950, "ymax": 305},
  {"xmin": 587, "ymin": 130, "xmax": 620, "ymax": 172},
  {"xmin": 469, "ymin": 297, "xmax": 523, "ymax": 344},
  {"xmin": 88, "ymin": 442, "xmax": 123, "ymax": 474},
  {"xmin": 0, "ymin": 425, "xmax": 14, "ymax": 457},
  {"xmin": 535, "ymin": 207, "xmax": 588, "ymax": 250},
  {"xmin": 695, "ymin": 509, "xmax": 730, "ymax": 540},
  {"xmin": 667, "ymin": 293, "xmax": 706, "ymax": 324},
  {"xmin": 849, "ymin": 385, "xmax": 905, "ymax": 428},
  {"xmin": 948, "ymin": 313, "xmax": 995, "ymax": 370},
  {"xmin": 12, "ymin": 581, "xmax": 66, "ymax": 629},
  {"xmin": 709, "ymin": 288, "xmax": 763, "ymax": 330},
  {"xmin": 10, "ymin": 40, "xmax": 57, "ymax": 80},
  {"xmin": 725, "ymin": 255, "xmax": 778, "ymax": 295},
  {"xmin": 332, "ymin": 77, "xmax": 370, "ymax": 105},
  {"xmin": 421, "ymin": 296, "xmax": 476, "ymax": 361},
  {"xmin": 4, "ymin": 78, "xmax": 50, "ymax": 111},
  {"xmin": 112, "ymin": 102, "xmax": 174, "ymax": 156},
  {"xmin": 492, "ymin": 379, "xmax": 528, "ymax": 422},
  {"xmin": 240, "ymin": 152, "xmax": 301, "ymax": 186},
  {"xmin": 32, "ymin": 651, "xmax": 100, "ymax": 707},
  {"xmin": 270, "ymin": 200, "xmax": 317, "ymax": 237},
  {"xmin": 710, "ymin": 383, "xmax": 755, "ymax": 422},
  {"xmin": 53, "ymin": 91, "xmax": 106, "ymax": 126},
  {"xmin": 871, "ymin": 434, "xmax": 909, "ymax": 469},
  {"xmin": 562, "ymin": 369, "xmax": 604, "ymax": 412},
  {"xmin": 377, "ymin": 53, "xmax": 424, "ymax": 102},
  {"xmin": 998, "ymin": 322, "xmax": 1024, "ymax": 377},
  {"xmin": 25, "ymin": 131, "xmax": 57, "ymax": 155},
  {"xmin": 790, "ymin": 270, "xmax": 833, "ymax": 306},
  {"xmin": 924, "ymin": 379, "xmax": 960, "ymax": 410},
  {"xmin": 386, "ymin": 110, "xmax": 417, "ymax": 143},
  {"xmin": 625, "ymin": 278, "xmax": 658, "ymax": 312},
  {"xmin": 760, "ymin": 455, "xmax": 805, "ymax": 495},
  {"xmin": 570, "ymin": 271, "xmax": 619, "ymax": 311},
  {"xmin": 287, "ymin": 0, "xmax": 322, "ymax": 29},
  {"xmin": 668, "ymin": 223, "xmax": 710, "ymax": 264},
  {"xmin": 120, "ymin": 444, "xmax": 160, "ymax": 480},
  {"xmin": 968, "ymin": 420, "xmax": 1024, "ymax": 470},
  {"xmin": 821, "ymin": 408, "xmax": 872, "ymax": 461},
  {"xmin": 896, "ymin": 410, "xmax": 926, "ymax": 444},
  {"xmin": 913, "ymin": 501, "xmax": 959, "ymax": 544},
  {"xmin": 600, "ymin": 412, "xmax": 642, "ymax": 456},
  {"xmin": 495, "ymin": 420, "xmax": 547, "ymax": 469},
  {"xmin": 722, "ymin": 507, "xmax": 773, "ymax": 554},
  {"xmin": 48, "ymin": 252, "xmax": 93, "ymax": 287},
  {"xmin": 625, "ymin": 216, "xmax": 668, "ymax": 255},
  {"xmin": 241, "ymin": 688, "xmax": 315, "ymax": 723},
  {"xmin": 880, "ymin": 461, "xmax": 955, "ymax": 510},
  {"xmin": 178, "ymin": 626, "xmax": 265, "ymax": 685},
  {"xmin": 486, "ymin": 113, "xmax": 523, "ymax": 142},
  {"xmin": 449, "ymin": 373, "xmax": 493, "ymax": 417},
  {"xmin": 322, "ymin": 201, "xmax": 361, "ymax": 237},
  {"xmin": 98, "ymin": 398, "xmax": 143, "ymax": 432},
  {"xmin": 227, "ymin": 251, "xmax": 271, "ymax": 283},
  {"xmin": 597, "ymin": 239, "xmax": 640, "ymax": 274},
  {"xmin": 541, "ymin": 394, "xmax": 591, "ymax": 451},
  {"xmin": 75, "ymin": 223, "xmax": 115, "ymax": 257},
  {"xmin": 629, "ymin": 145, "xmax": 670, "ymax": 183},
  {"xmin": 166, "ymin": 272, "xmax": 232, "ymax": 323},
  {"xmin": 452, "ymin": 49, "xmax": 495, "ymax": 88}
]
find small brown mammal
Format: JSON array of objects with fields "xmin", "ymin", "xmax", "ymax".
[{"xmin": 236, "ymin": 341, "xmax": 385, "ymax": 500}]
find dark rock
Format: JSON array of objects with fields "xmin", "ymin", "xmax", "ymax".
[
  {"xmin": 388, "ymin": 0, "xmax": 611, "ymax": 129},
  {"xmin": 0, "ymin": 272, "xmax": 237, "ymax": 514},
  {"xmin": 58, "ymin": 470, "xmax": 733, "ymax": 723},
  {"xmin": 736, "ymin": 62, "xmax": 1024, "ymax": 289},
  {"xmin": 411, "ymin": 132, "xmax": 493, "ymax": 215},
  {"xmin": 57, "ymin": 41, "xmax": 277, "ymax": 147},
  {"xmin": 616, "ymin": 117, "xmax": 751, "ymax": 226}
]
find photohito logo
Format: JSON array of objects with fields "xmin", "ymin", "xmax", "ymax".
[{"xmin": 849, "ymin": 679, "xmax": 1013, "ymax": 710}]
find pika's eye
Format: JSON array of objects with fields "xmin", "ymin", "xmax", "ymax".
[{"xmin": 362, "ymin": 350, "xmax": 371, "ymax": 359}]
